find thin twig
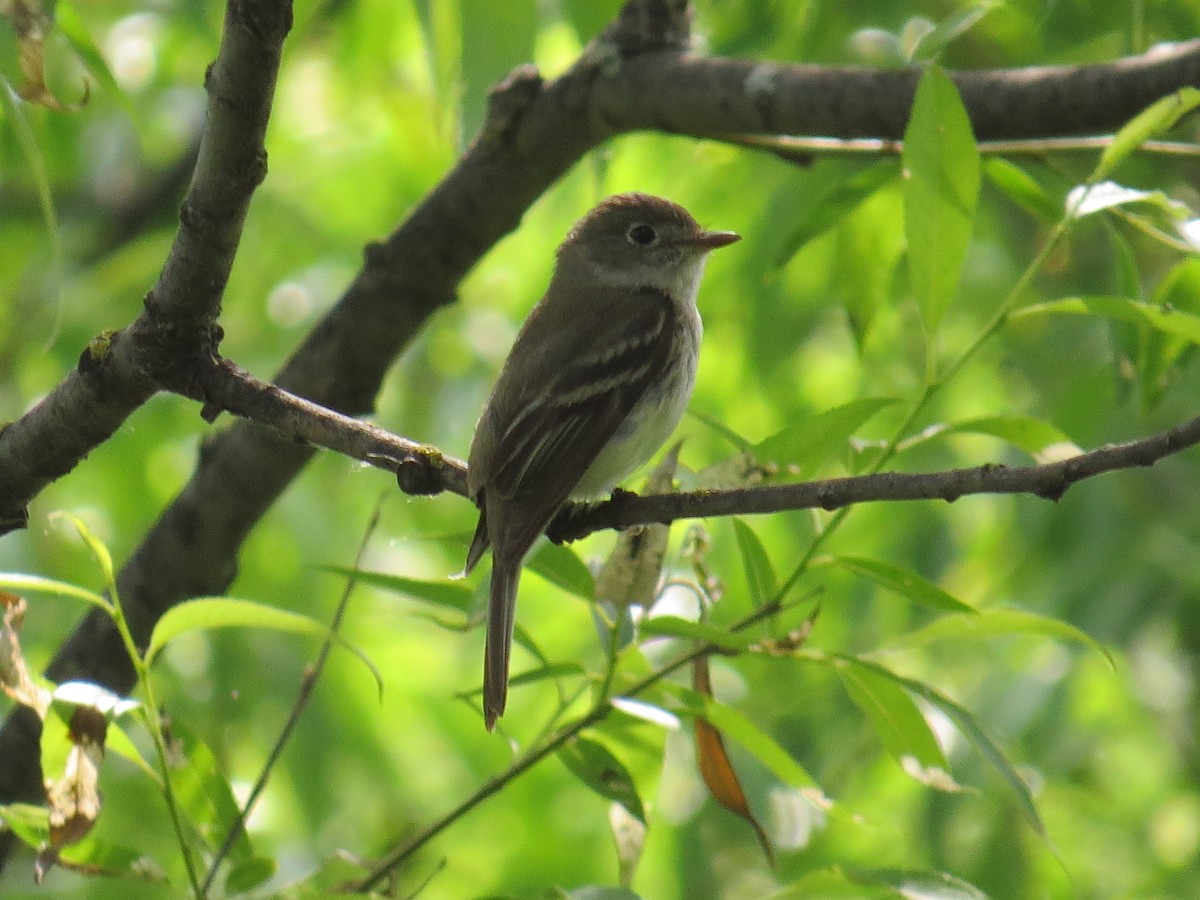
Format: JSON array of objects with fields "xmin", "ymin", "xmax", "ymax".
[
  {"xmin": 353, "ymin": 596, "xmax": 786, "ymax": 893},
  {"xmin": 201, "ymin": 500, "xmax": 383, "ymax": 892}
]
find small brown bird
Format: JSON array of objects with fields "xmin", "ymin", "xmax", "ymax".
[{"xmin": 463, "ymin": 193, "xmax": 739, "ymax": 729}]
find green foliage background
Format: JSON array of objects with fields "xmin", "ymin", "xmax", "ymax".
[{"xmin": 3, "ymin": 1, "xmax": 1200, "ymax": 897}]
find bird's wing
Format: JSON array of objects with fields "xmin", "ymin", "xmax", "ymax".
[{"xmin": 480, "ymin": 285, "xmax": 677, "ymax": 556}]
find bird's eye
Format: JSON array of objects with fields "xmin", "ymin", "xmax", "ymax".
[{"xmin": 626, "ymin": 223, "xmax": 658, "ymax": 246}]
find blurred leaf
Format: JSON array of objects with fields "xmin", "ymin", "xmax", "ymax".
[
  {"xmin": 608, "ymin": 801, "xmax": 646, "ymax": 890},
  {"xmin": 1066, "ymin": 181, "xmax": 1189, "ymax": 220},
  {"xmin": 903, "ymin": 66, "xmax": 980, "ymax": 335},
  {"xmin": 559, "ymin": 736, "xmax": 646, "ymax": 823},
  {"xmin": 693, "ymin": 656, "xmax": 774, "ymax": 863},
  {"xmin": 909, "ymin": 1, "xmax": 1000, "ymax": 61},
  {"xmin": 849, "ymin": 867, "xmax": 990, "ymax": 899},
  {"xmin": 732, "ymin": 518, "xmax": 777, "ymax": 607},
  {"xmin": 837, "ymin": 655, "xmax": 1047, "ymax": 839},
  {"xmin": 638, "ymin": 615, "xmax": 756, "ymax": 652},
  {"xmin": 922, "ymin": 415, "xmax": 1082, "ymax": 464},
  {"xmin": 821, "ymin": 556, "xmax": 976, "ymax": 614},
  {"xmin": 1093, "ymin": 87, "xmax": 1200, "ymax": 181},
  {"xmin": 461, "ymin": 0, "xmax": 536, "ymax": 140},
  {"xmin": 0, "ymin": 802, "xmax": 50, "ymax": 849},
  {"xmin": 893, "ymin": 608, "xmax": 1114, "ymax": 667},
  {"xmin": 983, "ymin": 157, "xmax": 1058, "ymax": 223},
  {"xmin": 834, "ymin": 657, "xmax": 949, "ymax": 776},
  {"xmin": 773, "ymin": 159, "xmax": 899, "ymax": 268},
  {"xmin": 1010, "ymin": 295, "xmax": 1200, "ymax": 345},
  {"xmin": 164, "ymin": 716, "xmax": 267, "ymax": 879},
  {"xmin": 754, "ymin": 398, "xmax": 899, "ymax": 479},
  {"xmin": 224, "ymin": 854, "xmax": 277, "ymax": 893},
  {"xmin": 688, "ymin": 407, "xmax": 755, "ymax": 453},
  {"xmin": 56, "ymin": 3, "xmax": 129, "ymax": 111},
  {"xmin": 317, "ymin": 566, "xmax": 473, "ymax": 613},
  {"xmin": 146, "ymin": 598, "xmax": 382, "ymax": 696},
  {"xmin": 670, "ymin": 685, "xmax": 819, "ymax": 790},
  {"xmin": 58, "ymin": 513, "xmax": 115, "ymax": 590},
  {"xmin": 561, "ymin": 0, "xmax": 621, "ymax": 42},
  {"xmin": 527, "ymin": 541, "xmax": 595, "ymax": 601}
]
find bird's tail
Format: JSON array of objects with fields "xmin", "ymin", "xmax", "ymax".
[{"xmin": 483, "ymin": 555, "xmax": 521, "ymax": 731}]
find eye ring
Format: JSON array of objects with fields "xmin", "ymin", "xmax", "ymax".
[{"xmin": 626, "ymin": 223, "xmax": 658, "ymax": 246}]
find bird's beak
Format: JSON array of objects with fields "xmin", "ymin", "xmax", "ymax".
[{"xmin": 682, "ymin": 230, "xmax": 741, "ymax": 251}]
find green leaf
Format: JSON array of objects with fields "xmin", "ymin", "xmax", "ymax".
[
  {"xmin": 773, "ymin": 159, "xmax": 899, "ymax": 267},
  {"xmin": 1010, "ymin": 295, "xmax": 1200, "ymax": 345},
  {"xmin": 224, "ymin": 854, "xmax": 277, "ymax": 893},
  {"xmin": 983, "ymin": 157, "xmax": 1058, "ymax": 222},
  {"xmin": 461, "ymin": 0, "xmax": 536, "ymax": 138},
  {"xmin": 753, "ymin": 398, "xmax": 899, "ymax": 479},
  {"xmin": 165, "ymin": 717, "xmax": 257, "ymax": 864},
  {"xmin": 58, "ymin": 513, "xmax": 115, "ymax": 589},
  {"xmin": 732, "ymin": 519, "xmax": 777, "ymax": 607},
  {"xmin": 317, "ymin": 565, "xmax": 473, "ymax": 614},
  {"xmin": 559, "ymin": 737, "xmax": 646, "ymax": 823},
  {"xmin": 902, "ymin": 66, "xmax": 981, "ymax": 334},
  {"xmin": 893, "ymin": 608, "xmax": 1113, "ymax": 667},
  {"xmin": 835, "ymin": 657, "xmax": 948, "ymax": 773},
  {"xmin": 0, "ymin": 803, "xmax": 50, "ymax": 849},
  {"xmin": 909, "ymin": 1, "xmax": 1000, "ymax": 61},
  {"xmin": 527, "ymin": 541, "xmax": 595, "ymax": 601},
  {"xmin": 1093, "ymin": 87, "xmax": 1200, "ymax": 181},
  {"xmin": 821, "ymin": 556, "xmax": 976, "ymax": 615},
  {"xmin": 928, "ymin": 415, "xmax": 1081, "ymax": 464},
  {"xmin": 637, "ymin": 615, "xmax": 757, "ymax": 652},
  {"xmin": 146, "ymin": 598, "xmax": 382, "ymax": 696},
  {"xmin": 0, "ymin": 572, "xmax": 107, "ymax": 609},
  {"xmin": 837, "ymin": 655, "xmax": 1046, "ymax": 838},
  {"xmin": 687, "ymin": 408, "xmax": 755, "ymax": 453},
  {"xmin": 56, "ymin": 3, "xmax": 131, "ymax": 115},
  {"xmin": 668, "ymin": 686, "xmax": 818, "ymax": 789}
]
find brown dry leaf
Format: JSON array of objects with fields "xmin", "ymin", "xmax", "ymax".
[
  {"xmin": 2, "ymin": 0, "xmax": 89, "ymax": 110},
  {"xmin": 693, "ymin": 655, "xmax": 774, "ymax": 866},
  {"xmin": 37, "ymin": 705, "xmax": 107, "ymax": 882},
  {"xmin": 0, "ymin": 591, "xmax": 48, "ymax": 715}
]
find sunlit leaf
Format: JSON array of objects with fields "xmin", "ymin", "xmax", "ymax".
[
  {"xmin": 902, "ymin": 66, "xmax": 980, "ymax": 334},
  {"xmin": 1065, "ymin": 181, "xmax": 1188, "ymax": 220}
]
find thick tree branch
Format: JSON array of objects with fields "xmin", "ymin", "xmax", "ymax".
[
  {"xmin": 0, "ymin": 0, "xmax": 292, "ymax": 534},
  {"xmin": 0, "ymin": 0, "xmax": 293, "ymax": 849}
]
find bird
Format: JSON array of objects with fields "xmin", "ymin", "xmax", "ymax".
[{"xmin": 463, "ymin": 192, "xmax": 740, "ymax": 730}]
